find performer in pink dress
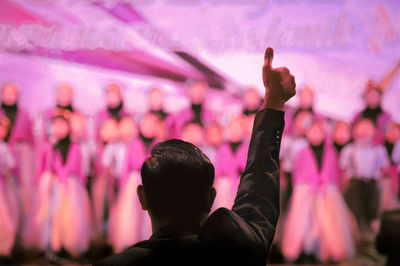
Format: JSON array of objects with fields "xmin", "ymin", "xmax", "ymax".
[
  {"xmin": 172, "ymin": 81, "xmax": 216, "ymax": 138},
  {"xmin": 31, "ymin": 110, "xmax": 91, "ymax": 258},
  {"xmin": 40, "ymin": 84, "xmax": 77, "ymax": 142},
  {"xmin": 92, "ymin": 118, "xmax": 120, "ymax": 239},
  {"xmin": 282, "ymin": 119, "xmax": 355, "ymax": 263},
  {"xmin": 92, "ymin": 83, "xmax": 131, "ymax": 238},
  {"xmin": 107, "ymin": 116, "xmax": 144, "ymax": 253},
  {"xmin": 279, "ymin": 110, "xmax": 312, "ymax": 211},
  {"xmin": 93, "ymin": 83, "xmax": 130, "ymax": 206},
  {"xmin": 380, "ymin": 122, "xmax": 400, "ymax": 211},
  {"xmin": 0, "ymin": 82, "xmax": 34, "ymax": 213},
  {"xmin": 147, "ymin": 87, "xmax": 175, "ymax": 139},
  {"xmin": 130, "ymin": 112, "xmax": 164, "ymax": 241},
  {"xmin": 95, "ymin": 83, "xmax": 130, "ymax": 142},
  {"xmin": 0, "ymin": 116, "xmax": 18, "ymax": 257},
  {"xmin": 353, "ymin": 81, "xmax": 391, "ymax": 144},
  {"xmin": 214, "ymin": 115, "xmax": 248, "ymax": 210},
  {"xmin": 392, "ymin": 134, "xmax": 400, "ymax": 206}
]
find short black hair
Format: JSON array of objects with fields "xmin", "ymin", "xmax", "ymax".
[{"xmin": 141, "ymin": 139, "xmax": 215, "ymax": 220}]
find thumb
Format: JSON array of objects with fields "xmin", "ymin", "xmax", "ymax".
[{"xmin": 264, "ymin": 47, "xmax": 274, "ymax": 72}]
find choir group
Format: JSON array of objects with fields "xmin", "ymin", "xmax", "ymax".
[{"xmin": 0, "ymin": 77, "xmax": 399, "ymax": 263}]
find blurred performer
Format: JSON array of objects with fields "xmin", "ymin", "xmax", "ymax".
[
  {"xmin": 333, "ymin": 121, "xmax": 352, "ymax": 155},
  {"xmin": 147, "ymin": 87, "xmax": 174, "ymax": 138},
  {"xmin": 129, "ymin": 112, "xmax": 164, "ymax": 240},
  {"xmin": 33, "ymin": 110, "xmax": 91, "ymax": 258},
  {"xmin": 242, "ymin": 87, "xmax": 262, "ymax": 116},
  {"xmin": 393, "ymin": 130, "xmax": 400, "ymax": 204},
  {"xmin": 282, "ymin": 120, "xmax": 355, "ymax": 263},
  {"xmin": 41, "ymin": 84, "xmax": 76, "ymax": 141},
  {"xmin": 95, "ymin": 83, "xmax": 129, "ymax": 143},
  {"xmin": 214, "ymin": 115, "xmax": 248, "ymax": 210},
  {"xmin": 0, "ymin": 116, "xmax": 18, "ymax": 257},
  {"xmin": 138, "ymin": 112, "xmax": 162, "ymax": 154},
  {"xmin": 70, "ymin": 112, "xmax": 96, "ymax": 190},
  {"xmin": 270, "ymin": 110, "xmax": 312, "ymax": 262},
  {"xmin": 284, "ymin": 85, "xmax": 315, "ymax": 135},
  {"xmin": 173, "ymin": 81, "xmax": 216, "ymax": 138},
  {"xmin": 340, "ymin": 118, "xmax": 390, "ymax": 234},
  {"xmin": 0, "ymin": 82, "xmax": 34, "ymax": 213},
  {"xmin": 94, "ymin": 83, "xmax": 130, "ymax": 185},
  {"xmin": 380, "ymin": 123, "xmax": 400, "ymax": 211},
  {"xmin": 353, "ymin": 81, "xmax": 391, "ymax": 144},
  {"xmin": 92, "ymin": 118, "xmax": 120, "ymax": 238},
  {"xmin": 203, "ymin": 122, "xmax": 223, "ymax": 164},
  {"xmin": 182, "ymin": 122, "xmax": 205, "ymax": 148},
  {"xmin": 107, "ymin": 116, "xmax": 145, "ymax": 252},
  {"xmin": 279, "ymin": 110, "xmax": 312, "ymax": 211}
]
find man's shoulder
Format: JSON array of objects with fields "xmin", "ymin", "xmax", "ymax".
[{"xmin": 201, "ymin": 208, "xmax": 262, "ymax": 250}]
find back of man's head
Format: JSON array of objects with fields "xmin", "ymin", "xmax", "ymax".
[{"xmin": 141, "ymin": 139, "xmax": 215, "ymax": 220}]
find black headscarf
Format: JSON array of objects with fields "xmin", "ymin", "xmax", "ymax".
[
  {"xmin": 151, "ymin": 109, "xmax": 168, "ymax": 121},
  {"xmin": 108, "ymin": 101, "xmax": 123, "ymax": 120},
  {"xmin": 334, "ymin": 141, "xmax": 350, "ymax": 154},
  {"xmin": 1, "ymin": 102, "xmax": 17, "ymax": 141},
  {"xmin": 311, "ymin": 142, "xmax": 325, "ymax": 171},
  {"xmin": 384, "ymin": 140, "xmax": 394, "ymax": 163},
  {"xmin": 139, "ymin": 132, "xmax": 155, "ymax": 153},
  {"xmin": 361, "ymin": 106, "xmax": 382, "ymax": 125},
  {"xmin": 54, "ymin": 135, "xmax": 71, "ymax": 164},
  {"xmin": 229, "ymin": 141, "xmax": 242, "ymax": 154},
  {"xmin": 191, "ymin": 103, "xmax": 203, "ymax": 125},
  {"xmin": 57, "ymin": 104, "xmax": 74, "ymax": 112}
]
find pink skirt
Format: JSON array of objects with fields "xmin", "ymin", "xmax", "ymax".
[
  {"xmin": 23, "ymin": 173, "xmax": 91, "ymax": 255},
  {"xmin": 282, "ymin": 183, "xmax": 356, "ymax": 262},
  {"xmin": 13, "ymin": 142, "xmax": 34, "ymax": 214},
  {"xmin": 0, "ymin": 177, "xmax": 19, "ymax": 255},
  {"xmin": 108, "ymin": 171, "xmax": 142, "ymax": 253}
]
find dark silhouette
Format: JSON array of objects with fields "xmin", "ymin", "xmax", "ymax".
[
  {"xmin": 94, "ymin": 47, "xmax": 296, "ymax": 266},
  {"xmin": 375, "ymin": 209, "xmax": 400, "ymax": 266}
]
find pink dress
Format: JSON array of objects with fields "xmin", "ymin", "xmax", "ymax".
[
  {"xmin": 282, "ymin": 143, "xmax": 356, "ymax": 262},
  {"xmin": 0, "ymin": 107, "xmax": 34, "ymax": 213},
  {"xmin": 107, "ymin": 138, "xmax": 148, "ymax": 252},
  {"xmin": 91, "ymin": 108, "xmax": 131, "ymax": 236},
  {"xmin": 213, "ymin": 141, "xmax": 248, "ymax": 210},
  {"xmin": 25, "ymin": 141, "xmax": 91, "ymax": 255},
  {"xmin": 0, "ymin": 142, "xmax": 18, "ymax": 256}
]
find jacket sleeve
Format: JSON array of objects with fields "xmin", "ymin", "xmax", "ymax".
[
  {"xmin": 201, "ymin": 108, "xmax": 284, "ymax": 263},
  {"xmin": 231, "ymin": 108, "xmax": 284, "ymax": 253}
]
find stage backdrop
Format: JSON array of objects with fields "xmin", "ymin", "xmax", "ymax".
[{"xmin": 0, "ymin": 0, "xmax": 399, "ymax": 122}]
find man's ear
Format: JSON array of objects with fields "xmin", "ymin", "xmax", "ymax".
[
  {"xmin": 205, "ymin": 187, "xmax": 216, "ymax": 213},
  {"xmin": 137, "ymin": 185, "xmax": 149, "ymax": 211}
]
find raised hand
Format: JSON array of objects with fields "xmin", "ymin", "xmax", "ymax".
[{"xmin": 262, "ymin": 47, "xmax": 296, "ymax": 110}]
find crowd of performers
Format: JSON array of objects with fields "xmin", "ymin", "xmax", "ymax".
[{"xmin": 0, "ymin": 77, "xmax": 399, "ymax": 263}]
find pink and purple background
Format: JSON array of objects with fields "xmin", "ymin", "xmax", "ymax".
[{"xmin": 0, "ymin": 0, "xmax": 399, "ymax": 122}]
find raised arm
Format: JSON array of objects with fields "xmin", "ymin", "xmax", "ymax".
[{"xmin": 231, "ymin": 47, "xmax": 296, "ymax": 256}]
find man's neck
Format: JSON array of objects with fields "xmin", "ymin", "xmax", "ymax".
[{"xmin": 150, "ymin": 215, "xmax": 205, "ymax": 239}]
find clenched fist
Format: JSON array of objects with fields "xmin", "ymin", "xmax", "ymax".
[{"xmin": 262, "ymin": 47, "xmax": 296, "ymax": 110}]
